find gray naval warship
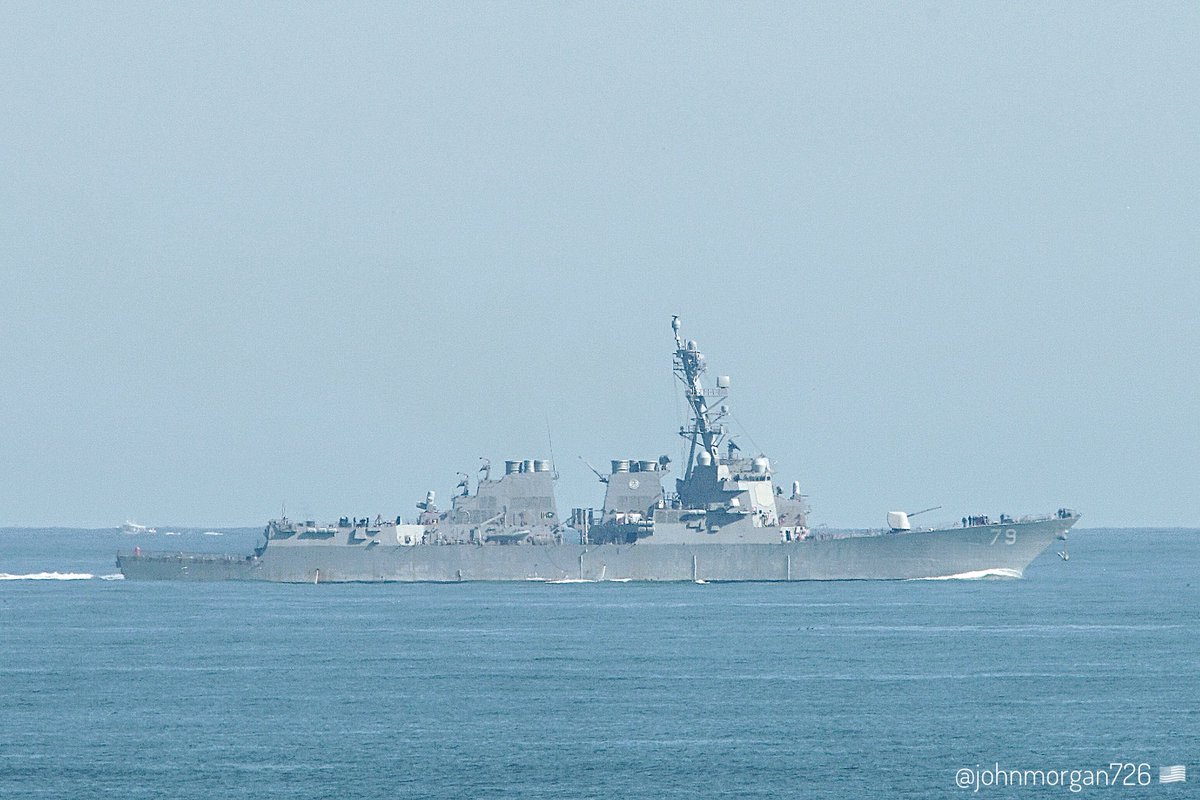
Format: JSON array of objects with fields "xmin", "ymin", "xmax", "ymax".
[{"xmin": 118, "ymin": 317, "xmax": 1079, "ymax": 582}]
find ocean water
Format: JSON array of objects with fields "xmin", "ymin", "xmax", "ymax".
[{"xmin": 0, "ymin": 528, "xmax": 1196, "ymax": 798}]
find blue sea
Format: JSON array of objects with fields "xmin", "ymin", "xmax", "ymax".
[{"xmin": 1, "ymin": 528, "xmax": 1196, "ymax": 798}]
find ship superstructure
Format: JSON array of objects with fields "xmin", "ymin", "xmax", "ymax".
[{"xmin": 574, "ymin": 317, "xmax": 809, "ymax": 546}]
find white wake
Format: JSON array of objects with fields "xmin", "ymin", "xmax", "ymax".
[
  {"xmin": 0, "ymin": 572, "xmax": 95, "ymax": 581},
  {"xmin": 908, "ymin": 568, "xmax": 1023, "ymax": 581}
]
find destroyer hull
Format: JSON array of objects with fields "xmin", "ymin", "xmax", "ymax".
[{"xmin": 117, "ymin": 517, "xmax": 1073, "ymax": 583}]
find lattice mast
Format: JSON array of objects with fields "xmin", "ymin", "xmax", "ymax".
[{"xmin": 672, "ymin": 316, "xmax": 729, "ymax": 481}]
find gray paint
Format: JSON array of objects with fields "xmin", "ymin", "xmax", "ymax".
[{"xmin": 117, "ymin": 516, "xmax": 1076, "ymax": 582}]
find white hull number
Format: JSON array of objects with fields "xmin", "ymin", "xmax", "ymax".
[{"xmin": 990, "ymin": 528, "xmax": 1017, "ymax": 545}]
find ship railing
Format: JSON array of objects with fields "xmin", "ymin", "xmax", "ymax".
[
  {"xmin": 960, "ymin": 512, "xmax": 1060, "ymax": 527},
  {"xmin": 1017, "ymin": 513, "xmax": 1053, "ymax": 523}
]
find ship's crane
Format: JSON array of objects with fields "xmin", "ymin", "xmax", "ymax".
[{"xmin": 579, "ymin": 456, "xmax": 609, "ymax": 483}]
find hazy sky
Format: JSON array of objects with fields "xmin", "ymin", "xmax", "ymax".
[{"xmin": 1, "ymin": 3, "xmax": 1196, "ymax": 528}]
